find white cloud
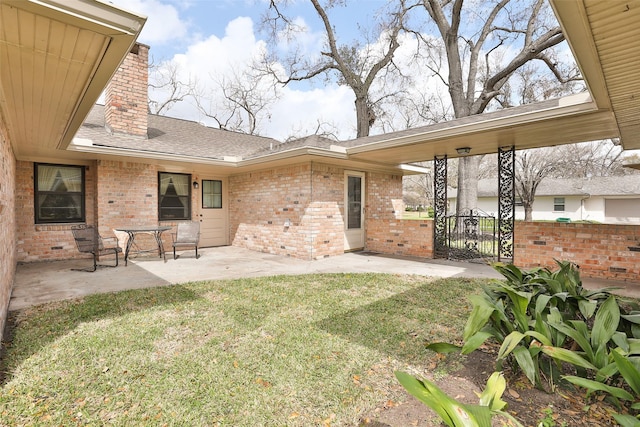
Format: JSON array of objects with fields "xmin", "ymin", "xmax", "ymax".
[
  {"xmin": 108, "ymin": 0, "xmax": 188, "ymax": 45},
  {"xmin": 269, "ymin": 86, "xmax": 355, "ymax": 140},
  {"xmin": 148, "ymin": 16, "xmax": 356, "ymax": 140}
]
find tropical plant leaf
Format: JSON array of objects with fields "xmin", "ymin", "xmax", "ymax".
[
  {"xmin": 495, "ymin": 285, "xmax": 532, "ymax": 332},
  {"xmin": 548, "ymin": 321, "xmax": 594, "ymax": 362},
  {"xmin": 591, "ymin": 295, "xmax": 620, "ymax": 349},
  {"xmin": 628, "ymin": 339, "xmax": 640, "ymax": 355},
  {"xmin": 513, "ymin": 345, "xmax": 538, "ymax": 386},
  {"xmin": 497, "ymin": 331, "xmax": 525, "ymax": 360},
  {"xmin": 612, "ymin": 413, "xmax": 640, "ymax": 427},
  {"xmin": 524, "ymin": 330, "xmax": 552, "ymax": 347},
  {"xmin": 461, "ymin": 331, "xmax": 493, "ymax": 355},
  {"xmin": 612, "ymin": 350, "xmax": 640, "ymax": 396},
  {"xmin": 477, "ymin": 372, "xmax": 507, "ymax": 411},
  {"xmin": 612, "ymin": 332, "xmax": 630, "ymax": 353},
  {"xmin": 492, "ymin": 263, "xmax": 523, "ymax": 284},
  {"xmin": 596, "ymin": 361, "xmax": 618, "ymax": 382},
  {"xmin": 621, "ymin": 313, "xmax": 640, "ymax": 325},
  {"xmin": 464, "ymin": 295, "xmax": 495, "ymax": 341},
  {"xmin": 534, "ymin": 294, "xmax": 553, "ymax": 317},
  {"xmin": 394, "ymin": 371, "xmax": 477, "ymax": 427},
  {"xmin": 578, "ymin": 299, "xmax": 598, "ymax": 320},
  {"xmin": 541, "ymin": 346, "xmax": 597, "ymax": 371},
  {"xmin": 563, "ymin": 375, "xmax": 634, "ymax": 400}
]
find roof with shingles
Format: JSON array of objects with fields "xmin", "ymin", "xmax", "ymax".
[
  {"xmin": 76, "ymin": 105, "xmax": 281, "ymax": 160},
  {"xmin": 75, "ymin": 99, "xmax": 567, "ymax": 163}
]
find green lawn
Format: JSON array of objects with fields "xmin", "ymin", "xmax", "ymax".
[{"xmin": 0, "ymin": 274, "xmax": 486, "ymax": 426}]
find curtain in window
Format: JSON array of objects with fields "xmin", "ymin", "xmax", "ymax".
[
  {"xmin": 38, "ymin": 165, "xmax": 82, "ymax": 192},
  {"xmin": 160, "ymin": 174, "xmax": 189, "ymax": 196},
  {"xmin": 37, "ymin": 165, "xmax": 58, "ymax": 191},
  {"xmin": 58, "ymin": 167, "xmax": 82, "ymax": 192},
  {"xmin": 35, "ymin": 164, "xmax": 84, "ymax": 223}
]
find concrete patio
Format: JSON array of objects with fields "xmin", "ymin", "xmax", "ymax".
[{"xmin": 10, "ymin": 246, "xmax": 640, "ymax": 311}]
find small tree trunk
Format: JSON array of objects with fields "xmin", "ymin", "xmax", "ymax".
[
  {"xmin": 455, "ymin": 156, "xmax": 481, "ymax": 215},
  {"xmin": 524, "ymin": 204, "xmax": 533, "ymax": 221},
  {"xmin": 354, "ymin": 95, "xmax": 372, "ymax": 138}
]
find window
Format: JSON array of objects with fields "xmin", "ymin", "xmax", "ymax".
[
  {"xmin": 202, "ymin": 180, "xmax": 222, "ymax": 209},
  {"xmin": 554, "ymin": 197, "xmax": 565, "ymax": 212},
  {"xmin": 347, "ymin": 175, "xmax": 362, "ymax": 229},
  {"xmin": 159, "ymin": 172, "xmax": 191, "ymax": 220},
  {"xmin": 34, "ymin": 163, "xmax": 85, "ymax": 224}
]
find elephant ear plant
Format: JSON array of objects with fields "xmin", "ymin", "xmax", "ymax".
[
  {"xmin": 404, "ymin": 260, "xmax": 640, "ymax": 425},
  {"xmin": 454, "ymin": 261, "xmax": 625, "ymax": 390},
  {"xmin": 394, "ymin": 371, "xmax": 523, "ymax": 427}
]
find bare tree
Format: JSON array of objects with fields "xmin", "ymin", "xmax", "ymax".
[
  {"xmin": 260, "ymin": 0, "xmax": 413, "ymax": 137},
  {"xmin": 414, "ymin": 0, "xmax": 578, "ymax": 215},
  {"xmin": 194, "ymin": 66, "xmax": 280, "ymax": 135},
  {"xmin": 514, "ymin": 140, "xmax": 628, "ymax": 221},
  {"xmin": 515, "ymin": 148, "xmax": 558, "ymax": 221},
  {"xmin": 551, "ymin": 140, "xmax": 630, "ymax": 178},
  {"xmin": 148, "ymin": 59, "xmax": 195, "ymax": 115}
]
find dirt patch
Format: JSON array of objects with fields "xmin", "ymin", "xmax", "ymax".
[{"xmin": 362, "ymin": 349, "xmax": 623, "ymax": 426}]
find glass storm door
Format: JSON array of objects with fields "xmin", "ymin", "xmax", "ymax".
[{"xmin": 344, "ymin": 171, "xmax": 365, "ymax": 251}]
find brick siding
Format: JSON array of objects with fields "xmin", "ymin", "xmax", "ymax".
[
  {"xmin": 514, "ymin": 222, "xmax": 640, "ymax": 281},
  {"xmin": 16, "ymin": 160, "xmax": 97, "ymax": 262},
  {"xmin": 15, "ymin": 160, "xmax": 209, "ymax": 261},
  {"xmin": 104, "ymin": 44, "xmax": 148, "ymax": 137},
  {"xmin": 229, "ymin": 162, "xmax": 345, "ymax": 259},
  {"xmin": 364, "ymin": 172, "xmax": 433, "ymax": 258},
  {"xmin": 367, "ymin": 219, "xmax": 433, "ymax": 258},
  {"xmin": 0, "ymin": 121, "xmax": 16, "ymax": 334}
]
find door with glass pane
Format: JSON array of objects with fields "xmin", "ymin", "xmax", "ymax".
[
  {"xmin": 344, "ymin": 171, "xmax": 365, "ymax": 251},
  {"xmin": 198, "ymin": 178, "xmax": 228, "ymax": 247}
]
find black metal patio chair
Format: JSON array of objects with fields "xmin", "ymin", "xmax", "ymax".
[
  {"xmin": 71, "ymin": 225, "xmax": 122, "ymax": 272},
  {"xmin": 172, "ymin": 221, "xmax": 200, "ymax": 259}
]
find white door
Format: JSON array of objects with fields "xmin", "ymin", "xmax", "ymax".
[
  {"xmin": 344, "ymin": 171, "xmax": 365, "ymax": 251},
  {"xmin": 198, "ymin": 178, "xmax": 228, "ymax": 247}
]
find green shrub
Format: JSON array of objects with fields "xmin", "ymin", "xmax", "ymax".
[{"xmin": 395, "ymin": 371, "xmax": 523, "ymax": 427}]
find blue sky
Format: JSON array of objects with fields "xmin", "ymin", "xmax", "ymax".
[
  {"xmin": 113, "ymin": 0, "xmax": 389, "ymax": 61},
  {"xmin": 104, "ymin": 0, "xmax": 587, "ymax": 145},
  {"xmin": 107, "ymin": 0, "xmax": 399, "ymax": 140}
]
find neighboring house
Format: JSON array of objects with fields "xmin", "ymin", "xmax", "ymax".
[
  {"xmin": 2, "ymin": 0, "xmax": 640, "ymax": 335},
  {"xmin": 448, "ymin": 177, "xmax": 640, "ymax": 224}
]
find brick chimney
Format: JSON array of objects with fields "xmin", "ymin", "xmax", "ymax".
[{"xmin": 105, "ymin": 43, "xmax": 149, "ymax": 137}]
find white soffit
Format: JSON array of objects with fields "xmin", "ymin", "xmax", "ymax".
[
  {"xmin": 551, "ymin": 0, "xmax": 640, "ymax": 150},
  {"xmin": 0, "ymin": 0, "xmax": 146, "ymax": 159},
  {"xmin": 347, "ymin": 93, "xmax": 617, "ymax": 164}
]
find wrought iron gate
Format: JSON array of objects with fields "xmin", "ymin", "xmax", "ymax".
[{"xmin": 445, "ymin": 209, "xmax": 497, "ymax": 261}]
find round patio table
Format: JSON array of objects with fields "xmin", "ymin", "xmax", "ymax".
[{"xmin": 115, "ymin": 226, "xmax": 172, "ymax": 265}]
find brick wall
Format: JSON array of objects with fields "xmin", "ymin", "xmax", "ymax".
[
  {"xmin": 95, "ymin": 160, "xmax": 166, "ymax": 250},
  {"xmin": 16, "ymin": 160, "xmax": 97, "ymax": 262},
  {"xmin": 366, "ymin": 171, "xmax": 404, "ymax": 220},
  {"xmin": 308, "ymin": 164, "xmax": 346, "ymax": 258},
  {"xmin": 0, "ymin": 120, "xmax": 16, "ymax": 334},
  {"xmin": 515, "ymin": 222, "xmax": 640, "ymax": 281},
  {"xmin": 229, "ymin": 163, "xmax": 313, "ymax": 259},
  {"xmin": 104, "ymin": 44, "xmax": 148, "ymax": 137},
  {"xmin": 367, "ymin": 219, "xmax": 433, "ymax": 257},
  {"xmin": 364, "ymin": 171, "xmax": 433, "ymax": 257},
  {"xmin": 229, "ymin": 162, "xmax": 345, "ymax": 260},
  {"xmin": 16, "ymin": 160, "xmax": 205, "ymax": 261}
]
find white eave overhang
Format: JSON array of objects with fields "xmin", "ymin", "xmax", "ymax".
[
  {"xmin": 69, "ymin": 137, "xmax": 422, "ymax": 174},
  {"xmin": 345, "ymin": 92, "xmax": 618, "ymax": 164},
  {"xmin": 0, "ymin": 0, "xmax": 146, "ymax": 159}
]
